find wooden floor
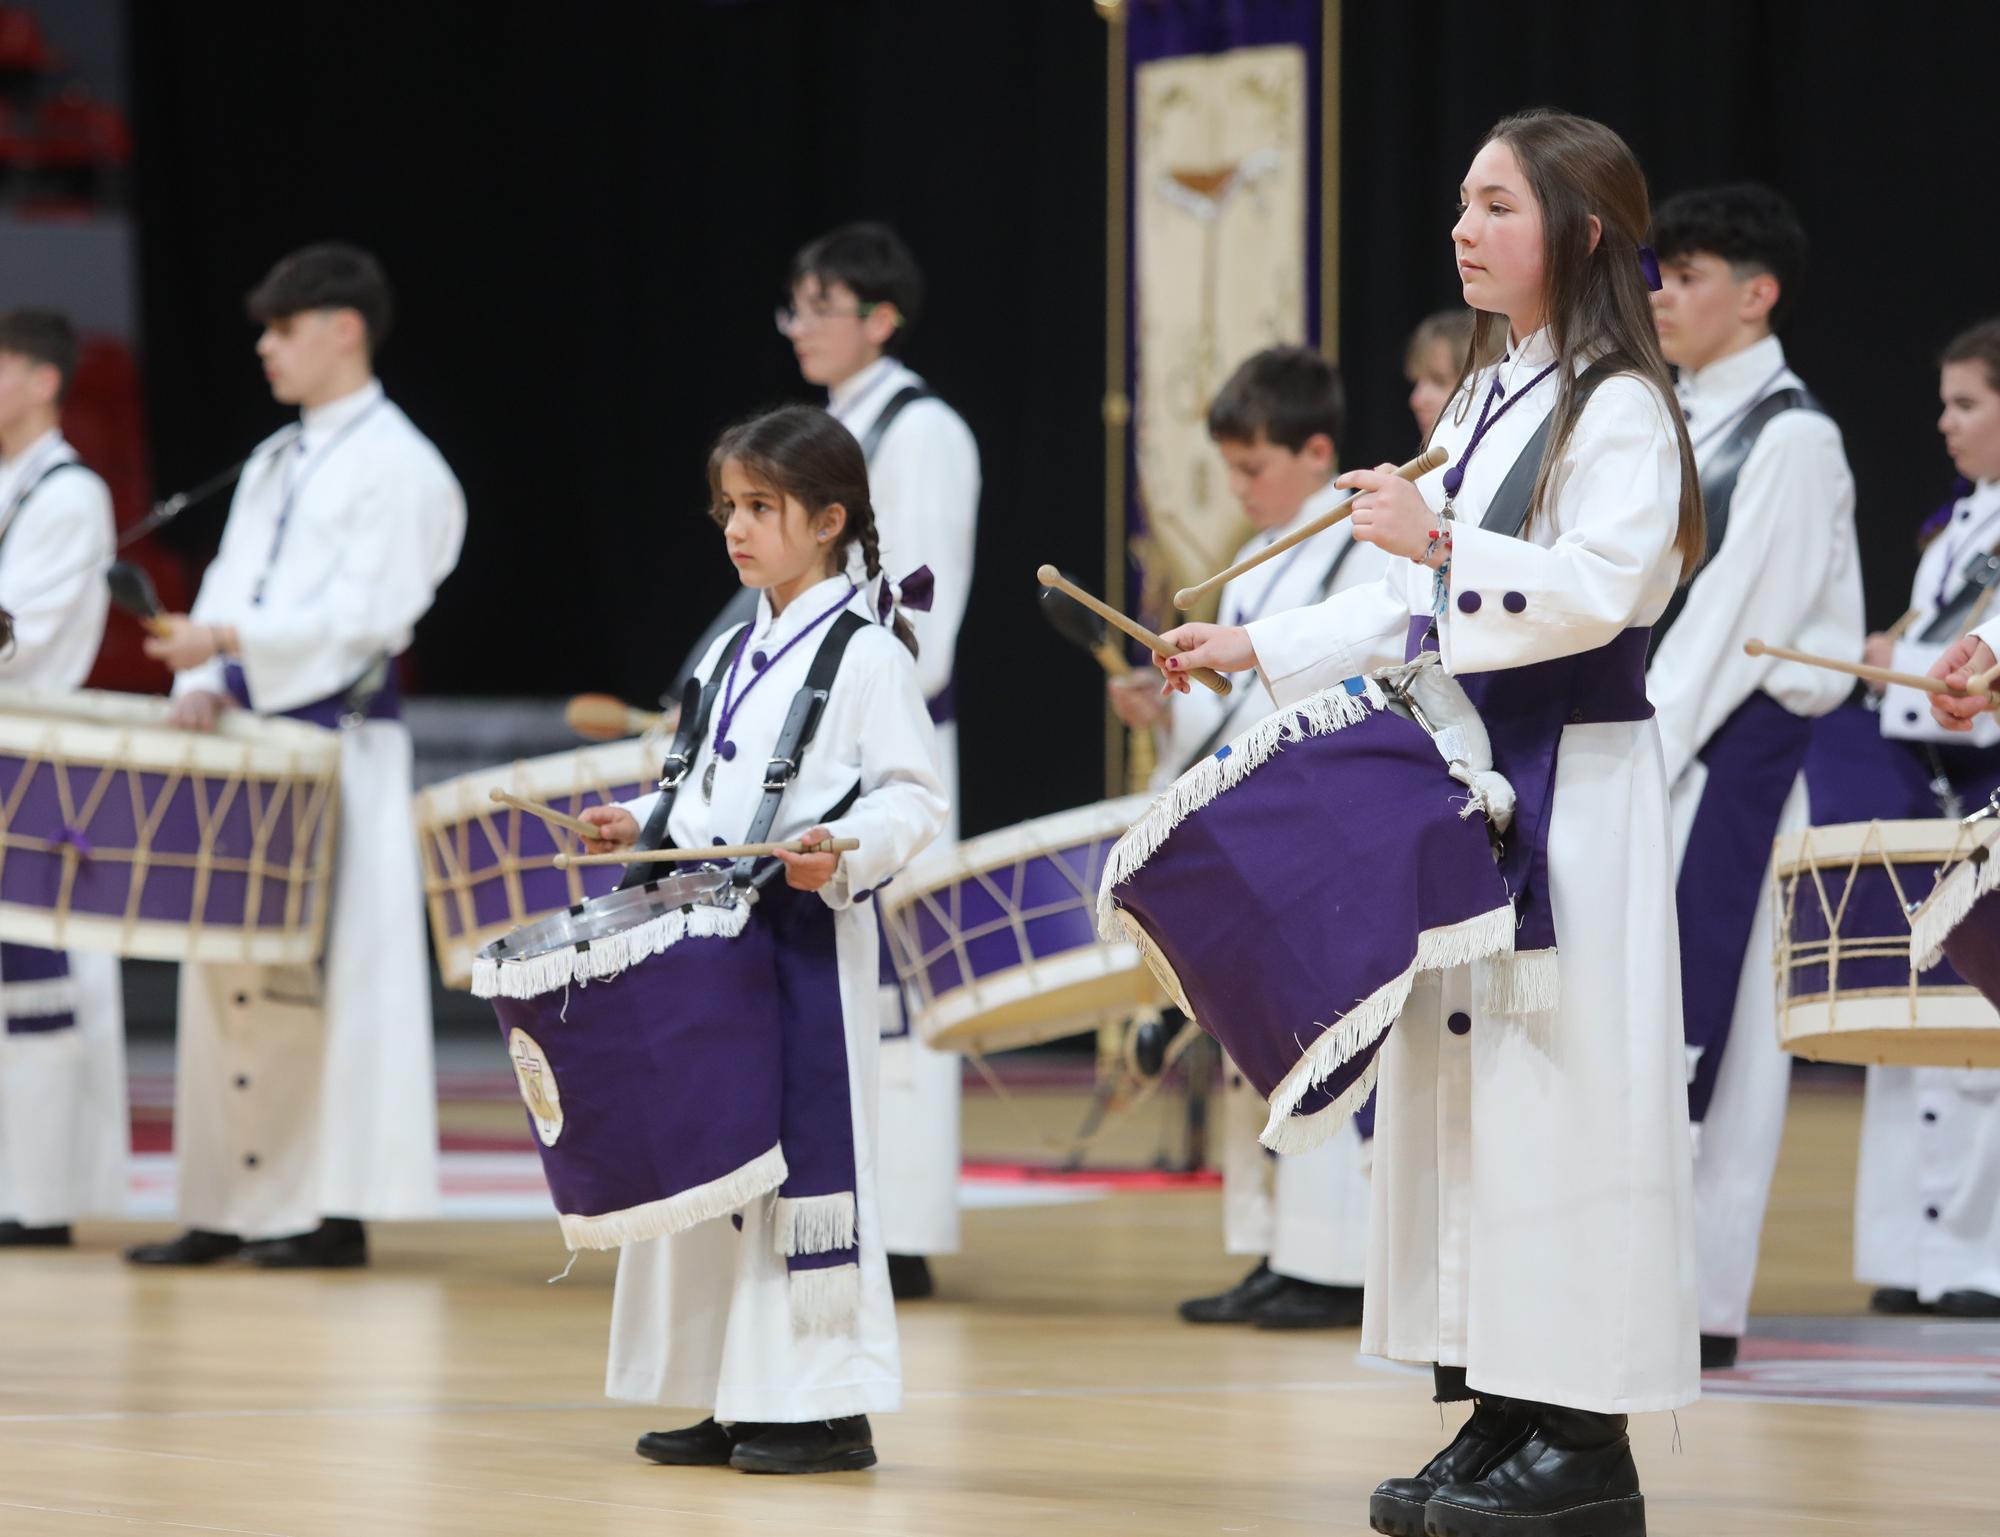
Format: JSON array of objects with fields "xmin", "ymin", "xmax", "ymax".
[{"xmin": 4, "ymin": 1077, "xmax": 1994, "ymax": 1535}]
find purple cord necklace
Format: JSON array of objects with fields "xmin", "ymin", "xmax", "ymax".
[
  {"xmin": 1440, "ymin": 359, "xmax": 1561, "ymax": 512},
  {"xmin": 703, "ymin": 580, "xmax": 858, "ymax": 800}
]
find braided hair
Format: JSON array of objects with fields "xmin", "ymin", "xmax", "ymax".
[{"xmin": 706, "ymin": 404, "xmax": 919, "ymax": 657}]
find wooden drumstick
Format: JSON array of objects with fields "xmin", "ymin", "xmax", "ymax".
[
  {"xmin": 554, "ymin": 836, "xmax": 861, "ymax": 869},
  {"xmin": 564, "ymin": 692, "xmax": 667, "ymax": 741},
  {"xmin": 1034, "ymin": 567, "xmax": 1231, "ymax": 696},
  {"xmin": 487, "ymin": 788, "xmax": 604, "ymax": 839},
  {"xmin": 1743, "ymin": 639, "xmax": 2000, "ymax": 700},
  {"xmin": 1172, "ymin": 445, "xmax": 1450, "ymax": 611}
]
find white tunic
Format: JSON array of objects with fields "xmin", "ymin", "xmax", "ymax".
[
  {"xmin": 831, "ymin": 357, "xmax": 980, "ymax": 1259},
  {"xmin": 0, "ymin": 428, "xmax": 126, "ymax": 1225},
  {"xmin": 607, "ymin": 575, "xmax": 948, "ymax": 1421},
  {"xmin": 1647, "ymin": 337, "xmax": 1862, "ymax": 1338},
  {"xmin": 170, "ymin": 380, "xmax": 464, "ymax": 1236},
  {"xmin": 1244, "ymin": 329, "xmax": 1700, "ymax": 1412},
  {"xmin": 1882, "ymin": 479, "xmax": 2000, "ymax": 748}
]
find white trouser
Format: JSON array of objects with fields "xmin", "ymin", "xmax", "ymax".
[
  {"xmin": 0, "ymin": 949, "xmax": 127, "ymax": 1225},
  {"xmin": 1222, "ymin": 1057, "xmax": 1368, "ymax": 1285},
  {"xmin": 1856, "ymin": 1065, "xmax": 2000, "ymax": 1299}
]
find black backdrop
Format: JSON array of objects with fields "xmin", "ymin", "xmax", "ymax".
[{"xmin": 129, "ymin": 1, "xmax": 2000, "ymax": 838}]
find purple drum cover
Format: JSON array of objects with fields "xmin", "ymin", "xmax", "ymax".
[
  {"xmin": 1784, "ymin": 854, "xmax": 1969, "ymax": 999},
  {"xmin": 0, "ymin": 756, "xmax": 328, "ymax": 931},
  {"xmin": 434, "ymin": 778, "xmax": 651, "ymax": 943},
  {"xmin": 490, "ymin": 918, "xmax": 784, "ymax": 1243},
  {"xmin": 1941, "ymin": 888, "xmax": 2000, "ymax": 1009}
]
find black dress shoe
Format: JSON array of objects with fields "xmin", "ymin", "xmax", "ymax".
[
  {"xmin": 729, "ymin": 1415, "xmax": 877, "ymax": 1474},
  {"xmin": 1425, "ymin": 1403, "xmax": 1645, "ymax": 1537},
  {"xmin": 887, "ymin": 1253, "xmax": 933, "ymax": 1300},
  {"xmin": 124, "ymin": 1229, "xmax": 243, "ymax": 1266},
  {"xmin": 1250, "ymin": 1278, "xmax": 1364, "ymax": 1330},
  {"xmin": 1179, "ymin": 1259, "xmax": 1288, "ymax": 1323},
  {"xmin": 0, "ymin": 1221, "xmax": 72, "ymax": 1248},
  {"xmin": 1699, "ymin": 1333, "xmax": 1738, "ymax": 1370},
  {"xmin": 1935, "ymin": 1289, "xmax": 2000, "ymax": 1318},
  {"xmin": 1869, "ymin": 1287, "xmax": 1933, "ymax": 1315},
  {"xmin": 243, "ymin": 1218, "xmax": 367, "ymax": 1270},
  {"xmin": 635, "ymin": 1417, "xmax": 771, "ymax": 1466},
  {"xmin": 1368, "ymin": 1396, "xmax": 1531, "ymax": 1536}
]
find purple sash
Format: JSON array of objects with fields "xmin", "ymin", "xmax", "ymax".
[
  {"xmin": 223, "ymin": 659, "xmax": 402, "ymax": 728},
  {"xmin": 0, "ymin": 942, "xmax": 75, "ymax": 1036},
  {"xmin": 1675, "ymin": 692, "xmax": 1812, "ymax": 1123}
]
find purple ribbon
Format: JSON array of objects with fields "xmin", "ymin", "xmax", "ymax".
[
  {"xmin": 1638, "ymin": 246, "xmax": 1662, "ymax": 292},
  {"xmin": 876, "ymin": 564, "xmax": 935, "ymax": 624},
  {"xmin": 51, "ymin": 825, "xmax": 93, "ymax": 859},
  {"xmin": 1442, "ymin": 361, "xmax": 1560, "ymax": 499}
]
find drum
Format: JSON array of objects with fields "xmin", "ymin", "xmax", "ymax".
[
  {"xmin": 1098, "ymin": 663, "xmax": 1518, "ymax": 1153},
  {"xmin": 413, "ymin": 737, "xmax": 661, "ymax": 990},
  {"xmin": 1773, "ymin": 819, "xmax": 2000, "ymax": 1068},
  {"xmin": 878, "ymin": 794, "xmax": 1165, "ymax": 1054},
  {"xmin": 473, "ymin": 872, "xmax": 787, "ymax": 1250},
  {"xmin": 0, "ymin": 684, "xmax": 339, "ymax": 964}
]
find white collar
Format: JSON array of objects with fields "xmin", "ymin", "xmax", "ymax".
[
  {"xmin": 1959, "ymin": 479, "xmax": 2000, "ymax": 524},
  {"xmin": 827, "ymin": 356, "xmax": 901, "ymax": 415},
  {"xmin": 300, "ymin": 379, "xmax": 385, "ymax": 445},
  {"xmin": 1678, "ymin": 334, "xmax": 1786, "ymax": 410},
  {"xmin": 754, "ymin": 572, "xmax": 861, "ymax": 640},
  {"xmin": 1502, "ymin": 324, "xmax": 1557, "ymax": 376}
]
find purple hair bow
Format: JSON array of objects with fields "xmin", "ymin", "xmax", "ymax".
[
  {"xmin": 877, "ymin": 565, "xmax": 934, "ymax": 624},
  {"xmin": 1638, "ymin": 246, "xmax": 1662, "ymax": 292}
]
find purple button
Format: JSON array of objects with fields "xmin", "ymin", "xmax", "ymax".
[
  {"xmin": 1457, "ymin": 591, "xmax": 1482, "ymax": 615},
  {"xmin": 712, "ymin": 835, "xmax": 729, "ymax": 846},
  {"xmin": 751, "ymin": 650, "xmax": 769, "ymax": 671},
  {"xmin": 1503, "ymin": 591, "xmax": 1526, "ymax": 613},
  {"xmin": 1904, "ymin": 711, "xmax": 1920, "ymax": 726},
  {"xmin": 718, "ymin": 740, "xmax": 738, "ymax": 762},
  {"xmin": 1447, "ymin": 1011, "xmax": 1472, "ymax": 1036},
  {"xmin": 1926, "ymin": 1205, "xmax": 1940, "ymax": 1221}
]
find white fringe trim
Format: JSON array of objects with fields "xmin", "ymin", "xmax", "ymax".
[
  {"xmin": 1262, "ymin": 1044, "xmax": 1383, "ymax": 1155},
  {"xmin": 773, "ymin": 1192, "xmax": 858, "ymax": 1258},
  {"xmin": 1108, "ymin": 908, "xmax": 1194, "ymax": 1017},
  {"xmin": 1097, "ymin": 680, "xmax": 1382, "ymax": 940},
  {"xmin": 473, "ymin": 899, "xmax": 751, "ymax": 1001},
  {"xmin": 1912, "ymin": 844, "xmax": 2000, "ymax": 972},
  {"xmin": 1263, "ymin": 904, "xmax": 1515, "ymax": 1136},
  {"xmin": 0, "ymin": 978, "xmax": 78, "ymax": 1020},
  {"xmin": 555, "ymin": 1143, "xmax": 786, "ymax": 1251},
  {"xmin": 1482, "ymin": 947, "xmax": 1560, "ymax": 1017},
  {"xmin": 790, "ymin": 1262, "xmax": 861, "ymax": 1335}
]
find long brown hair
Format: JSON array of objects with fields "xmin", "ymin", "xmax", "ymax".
[
  {"xmin": 706, "ymin": 405, "xmax": 918, "ymax": 657},
  {"xmin": 1449, "ymin": 109, "xmax": 1704, "ymax": 580}
]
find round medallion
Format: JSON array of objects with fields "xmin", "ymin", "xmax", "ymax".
[{"xmin": 508, "ymin": 1026, "xmax": 564, "ymax": 1147}]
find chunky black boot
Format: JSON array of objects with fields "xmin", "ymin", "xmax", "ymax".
[
  {"xmin": 887, "ymin": 1254, "xmax": 933, "ymax": 1300},
  {"xmin": 729, "ymin": 1415, "xmax": 876, "ymax": 1473},
  {"xmin": 1178, "ymin": 1259, "xmax": 1287, "ymax": 1323},
  {"xmin": 1425, "ymin": 1402, "xmax": 1645, "ymax": 1536},
  {"xmin": 1369, "ymin": 1371, "xmax": 1530, "ymax": 1537},
  {"xmin": 635, "ymin": 1417, "xmax": 771, "ymax": 1466}
]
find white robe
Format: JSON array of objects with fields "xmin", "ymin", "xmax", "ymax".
[
  {"xmin": 1244, "ymin": 330, "xmax": 1700, "ymax": 1412},
  {"xmin": 169, "ymin": 381, "xmax": 464, "ymax": 1237},
  {"xmin": 0, "ymin": 428, "xmax": 126, "ymax": 1225},
  {"xmin": 1882, "ymin": 479, "xmax": 2000, "ymax": 748},
  {"xmin": 1647, "ymin": 337, "xmax": 1862, "ymax": 1337},
  {"xmin": 607, "ymin": 575, "xmax": 949, "ymax": 1421},
  {"xmin": 1172, "ymin": 484, "xmax": 1387, "ymax": 1287},
  {"xmin": 1851, "ymin": 534, "xmax": 2000, "ymax": 1296},
  {"xmin": 831, "ymin": 357, "xmax": 980, "ymax": 1258}
]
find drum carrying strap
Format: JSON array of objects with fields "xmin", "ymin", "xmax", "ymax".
[
  {"xmin": 1920, "ymin": 544, "xmax": 2000, "ymax": 644},
  {"xmin": 1476, "ymin": 360, "xmax": 1621, "ymax": 539},
  {"xmin": 859, "ymin": 384, "xmax": 934, "ymax": 465},
  {"xmin": 617, "ymin": 625, "xmax": 747, "ymax": 890}
]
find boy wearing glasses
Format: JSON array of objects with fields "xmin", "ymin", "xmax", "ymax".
[{"xmin": 782, "ymin": 222, "xmax": 979, "ymax": 1301}]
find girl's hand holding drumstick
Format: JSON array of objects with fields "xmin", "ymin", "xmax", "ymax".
[
  {"xmin": 1930, "ymin": 634, "xmax": 2000, "ymax": 732},
  {"xmin": 1150, "ymin": 623, "xmax": 1257, "ymax": 695},
  {"xmin": 578, "ymin": 805, "xmax": 641, "ymax": 855}
]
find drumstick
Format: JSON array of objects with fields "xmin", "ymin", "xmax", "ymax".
[
  {"xmin": 1743, "ymin": 639, "xmax": 2000, "ymax": 700},
  {"xmin": 487, "ymin": 789, "xmax": 604, "ymax": 838},
  {"xmin": 1034, "ymin": 567, "xmax": 1231, "ymax": 696},
  {"xmin": 1172, "ymin": 445, "xmax": 1450, "ymax": 611},
  {"xmin": 565, "ymin": 692, "xmax": 666, "ymax": 741},
  {"xmin": 554, "ymin": 836, "xmax": 861, "ymax": 869}
]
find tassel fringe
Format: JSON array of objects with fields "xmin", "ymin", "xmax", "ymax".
[
  {"xmin": 0, "ymin": 978, "xmax": 79, "ymax": 1019},
  {"xmin": 1482, "ymin": 947, "xmax": 1560, "ymax": 1017},
  {"xmin": 473, "ymin": 900, "xmax": 751, "ymax": 1001},
  {"xmin": 790, "ymin": 1262, "xmax": 862, "ymax": 1335},
  {"xmin": 555, "ymin": 1143, "xmax": 786, "ymax": 1251},
  {"xmin": 773, "ymin": 1192, "xmax": 858, "ymax": 1257},
  {"xmin": 1911, "ymin": 840, "xmax": 2000, "ymax": 972},
  {"xmin": 1262, "ymin": 1046, "xmax": 1383, "ymax": 1155}
]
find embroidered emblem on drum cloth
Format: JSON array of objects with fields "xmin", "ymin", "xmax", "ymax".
[{"xmin": 508, "ymin": 1027, "xmax": 564, "ymax": 1145}]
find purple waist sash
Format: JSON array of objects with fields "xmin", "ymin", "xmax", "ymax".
[
  {"xmin": 0, "ymin": 941, "xmax": 75, "ymax": 1036},
  {"xmin": 1407, "ymin": 616, "xmax": 1654, "ymax": 953},
  {"xmin": 223, "ymin": 659, "xmax": 402, "ymax": 728}
]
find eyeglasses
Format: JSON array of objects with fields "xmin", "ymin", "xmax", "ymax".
[{"xmin": 773, "ymin": 301, "xmax": 895, "ymax": 338}]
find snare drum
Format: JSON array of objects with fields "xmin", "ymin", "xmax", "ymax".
[
  {"xmin": 879, "ymin": 795, "xmax": 1164, "ymax": 1053},
  {"xmin": 1773, "ymin": 819, "xmax": 2000, "ymax": 1068},
  {"xmin": 473, "ymin": 873, "xmax": 787, "ymax": 1250},
  {"xmin": 413, "ymin": 738, "xmax": 660, "ymax": 989},
  {"xmin": 0, "ymin": 685, "xmax": 339, "ymax": 964}
]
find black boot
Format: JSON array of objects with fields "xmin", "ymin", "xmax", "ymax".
[
  {"xmin": 635, "ymin": 1417, "xmax": 771, "ymax": 1466},
  {"xmin": 887, "ymin": 1254, "xmax": 933, "ymax": 1300},
  {"xmin": 1179, "ymin": 1259, "xmax": 1288, "ymax": 1323},
  {"xmin": 243, "ymin": 1217, "xmax": 368, "ymax": 1269},
  {"xmin": 1369, "ymin": 1389, "xmax": 1530, "ymax": 1536},
  {"xmin": 1250, "ymin": 1278, "xmax": 1364, "ymax": 1330},
  {"xmin": 1699, "ymin": 1333, "xmax": 1738, "ymax": 1370},
  {"xmin": 124, "ymin": 1229, "xmax": 243, "ymax": 1266},
  {"xmin": 729, "ymin": 1415, "xmax": 876, "ymax": 1474},
  {"xmin": 0, "ymin": 1221, "xmax": 72, "ymax": 1248},
  {"xmin": 1869, "ymin": 1287, "xmax": 1932, "ymax": 1315},
  {"xmin": 1935, "ymin": 1289, "xmax": 2000, "ymax": 1318},
  {"xmin": 1425, "ymin": 1402, "xmax": 1645, "ymax": 1536}
]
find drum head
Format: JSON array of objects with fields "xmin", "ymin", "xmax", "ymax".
[{"xmin": 479, "ymin": 869, "xmax": 734, "ymax": 964}]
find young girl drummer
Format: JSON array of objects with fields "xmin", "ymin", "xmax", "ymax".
[
  {"xmin": 1158, "ymin": 110, "xmax": 1701, "ymax": 1537},
  {"xmin": 579, "ymin": 405, "xmax": 948, "ymax": 1475}
]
